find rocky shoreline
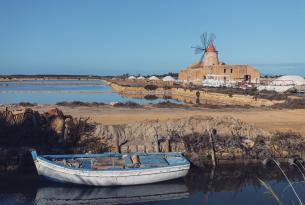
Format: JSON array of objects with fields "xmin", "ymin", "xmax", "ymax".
[{"xmin": 1, "ymin": 107, "xmax": 305, "ymax": 172}]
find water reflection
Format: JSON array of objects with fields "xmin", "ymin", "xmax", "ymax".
[
  {"xmin": 118, "ymin": 92, "xmax": 195, "ymax": 104},
  {"xmin": 186, "ymin": 166, "xmax": 300, "ymax": 193},
  {"xmin": 35, "ymin": 182, "xmax": 189, "ymax": 205},
  {"xmin": 0, "ymin": 166, "xmax": 304, "ymax": 205}
]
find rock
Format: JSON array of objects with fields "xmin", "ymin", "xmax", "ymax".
[
  {"xmin": 1, "ymin": 108, "xmax": 41, "ymax": 127},
  {"xmin": 137, "ymin": 145, "xmax": 146, "ymax": 153},
  {"xmin": 90, "ymin": 115, "xmax": 276, "ymax": 167},
  {"xmin": 93, "ymin": 116, "xmax": 270, "ymax": 150},
  {"xmin": 46, "ymin": 108, "xmax": 64, "ymax": 119},
  {"xmin": 282, "ymin": 150, "xmax": 289, "ymax": 157},
  {"xmin": 120, "ymin": 145, "xmax": 129, "ymax": 154},
  {"xmin": 241, "ymin": 139, "xmax": 255, "ymax": 149},
  {"xmin": 64, "ymin": 118, "xmax": 72, "ymax": 141},
  {"xmin": 160, "ymin": 140, "xmax": 170, "ymax": 153},
  {"xmin": 23, "ymin": 108, "xmax": 39, "ymax": 127},
  {"xmin": 176, "ymin": 142, "xmax": 186, "ymax": 152},
  {"xmin": 112, "ymin": 135, "xmax": 119, "ymax": 152},
  {"xmin": 233, "ymin": 148, "xmax": 243, "ymax": 158},
  {"xmin": 145, "ymin": 144, "xmax": 154, "ymax": 153},
  {"xmin": 111, "ymin": 146, "xmax": 119, "ymax": 152},
  {"xmin": 221, "ymin": 152, "xmax": 234, "ymax": 160},
  {"xmin": 129, "ymin": 145, "xmax": 138, "ymax": 153},
  {"xmin": 262, "ymin": 157, "xmax": 280, "ymax": 166},
  {"xmin": 50, "ymin": 117, "xmax": 65, "ymax": 136}
]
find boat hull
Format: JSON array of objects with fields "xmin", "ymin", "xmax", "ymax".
[{"xmin": 32, "ymin": 153, "xmax": 190, "ymax": 186}]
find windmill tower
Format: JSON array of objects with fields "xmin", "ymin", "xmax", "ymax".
[{"xmin": 192, "ymin": 33, "xmax": 219, "ymax": 66}]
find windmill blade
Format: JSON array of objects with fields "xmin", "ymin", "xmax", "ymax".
[
  {"xmin": 200, "ymin": 32, "xmax": 208, "ymax": 49},
  {"xmin": 207, "ymin": 33, "xmax": 216, "ymax": 46},
  {"xmin": 191, "ymin": 46, "xmax": 204, "ymax": 49},
  {"xmin": 200, "ymin": 34, "xmax": 204, "ymax": 46},
  {"xmin": 191, "ymin": 46, "xmax": 205, "ymax": 54},
  {"xmin": 194, "ymin": 48, "xmax": 205, "ymax": 54}
]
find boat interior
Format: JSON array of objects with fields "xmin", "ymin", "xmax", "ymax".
[{"xmin": 43, "ymin": 153, "xmax": 187, "ymax": 170}]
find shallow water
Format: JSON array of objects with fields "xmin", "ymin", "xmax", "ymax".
[
  {"xmin": 0, "ymin": 80, "xmax": 181, "ymax": 104},
  {"xmin": 1, "ymin": 166, "xmax": 305, "ymax": 205}
]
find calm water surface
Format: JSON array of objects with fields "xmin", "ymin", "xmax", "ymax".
[
  {"xmin": 0, "ymin": 80, "xmax": 181, "ymax": 104},
  {"xmin": 1, "ymin": 166, "xmax": 304, "ymax": 205}
]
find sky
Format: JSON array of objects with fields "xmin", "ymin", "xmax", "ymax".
[{"xmin": 0, "ymin": 0, "xmax": 304, "ymax": 76}]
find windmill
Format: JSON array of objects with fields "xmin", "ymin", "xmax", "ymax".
[{"xmin": 192, "ymin": 32, "xmax": 217, "ymax": 64}]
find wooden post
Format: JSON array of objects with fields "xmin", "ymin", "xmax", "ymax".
[
  {"xmin": 154, "ymin": 135, "xmax": 159, "ymax": 153},
  {"xmin": 112, "ymin": 135, "xmax": 120, "ymax": 153},
  {"xmin": 163, "ymin": 139, "xmax": 170, "ymax": 153},
  {"xmin": 209, "ymin": 128, "xmax": 217, "ymax": 167}
]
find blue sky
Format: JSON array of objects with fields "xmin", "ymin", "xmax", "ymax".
[{"xmin": 0, "ymin": 0, "xmax": 304, "ymax": 76}]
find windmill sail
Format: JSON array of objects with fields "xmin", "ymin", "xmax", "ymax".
[{"xmin": 192, "ymin": 32, "xmax": 216, "ymax": 63}]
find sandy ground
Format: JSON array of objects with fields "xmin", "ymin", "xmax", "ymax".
[{"xmin": 5, "ymin": 105, "xmax": 303, "ymax": 135}]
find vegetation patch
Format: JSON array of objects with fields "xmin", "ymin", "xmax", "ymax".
[
  {"xmin": 144, "ymin": 95, "xmax": 158, "ymax": 100},
  {"xmin": 56, "ymin": 101, "xmax": 106, "ymax": 107},
  {"xmin": 272, "ymin": 98, "xmax": 305, "ymax": 109},
  {"xmin": 112, "ymin": 101, "xmax": 142, "ymax": 108},
  {"xmin": 144, "ymin": 84, "xmax": 158, "ymax": 90},
  {"xmin": 153, "ymin": 101, "xmax": 186, "ymax": 108},
  {"xmin": 192, "ymin": 103, "xmax": 252, "ymax": 109},
  {"xmin": 17, "ymin": 102, "xmax": 37, "ymax": 107}
]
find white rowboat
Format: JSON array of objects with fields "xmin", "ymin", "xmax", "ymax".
[{"xmin": 31, "ymin": 151, "xmax": 190, "ymax": 186}]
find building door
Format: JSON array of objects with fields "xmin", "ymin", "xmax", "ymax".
[{"xmin": 244, "ymin": 75, "xmax": 251, "ymax": 82}]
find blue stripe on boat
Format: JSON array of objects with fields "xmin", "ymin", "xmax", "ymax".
[{"xmin": 31, "ymin": 151, "xmax": 189, "ymax": 171}]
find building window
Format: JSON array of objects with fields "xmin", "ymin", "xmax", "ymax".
[
  {"xmin": 230, "ymin": 69, "xmax": 233, "ymax": 73},
  {"xmin": 224, "ymin": 69, "xmax": 226, "ymax": 73}
]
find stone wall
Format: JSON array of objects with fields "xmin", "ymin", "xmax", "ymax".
[
  {"xmin": 93, "ymin": 116, "xmax": 305, "ymax": 166},
  {"xmin": 171, "ymin": 88, "xmax": 280, "ymax": 106},
  {"xmin": 110, "ymin": 82, "xmax": 284, "ymax": 107}
]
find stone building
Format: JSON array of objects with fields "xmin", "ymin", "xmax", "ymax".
[{"xmin": 178, "ymin": 42, "xmax": 260, "ymax": 85}]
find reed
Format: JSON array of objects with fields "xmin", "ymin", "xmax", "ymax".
[
  {"xmin": 271, "ymin": 158, "xmax": 304, "ymax": 205},
  {"xmin": 259, "ymin": 158, "xmax": 305, "ymax": 205},
  {"xmin": 297, "ymin": 161, "xmax": 305, "ymax": 173},
  {"xmin": 257, "ymin": 177, "xmax": 284, "ymax": 205},
  {"xmin": 292, "ymin": 162, "xmax": 305, "ymax": 181},
  {"xmin": 282, "ymin": 163, "xmax": 305, "ymax": 200}
]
